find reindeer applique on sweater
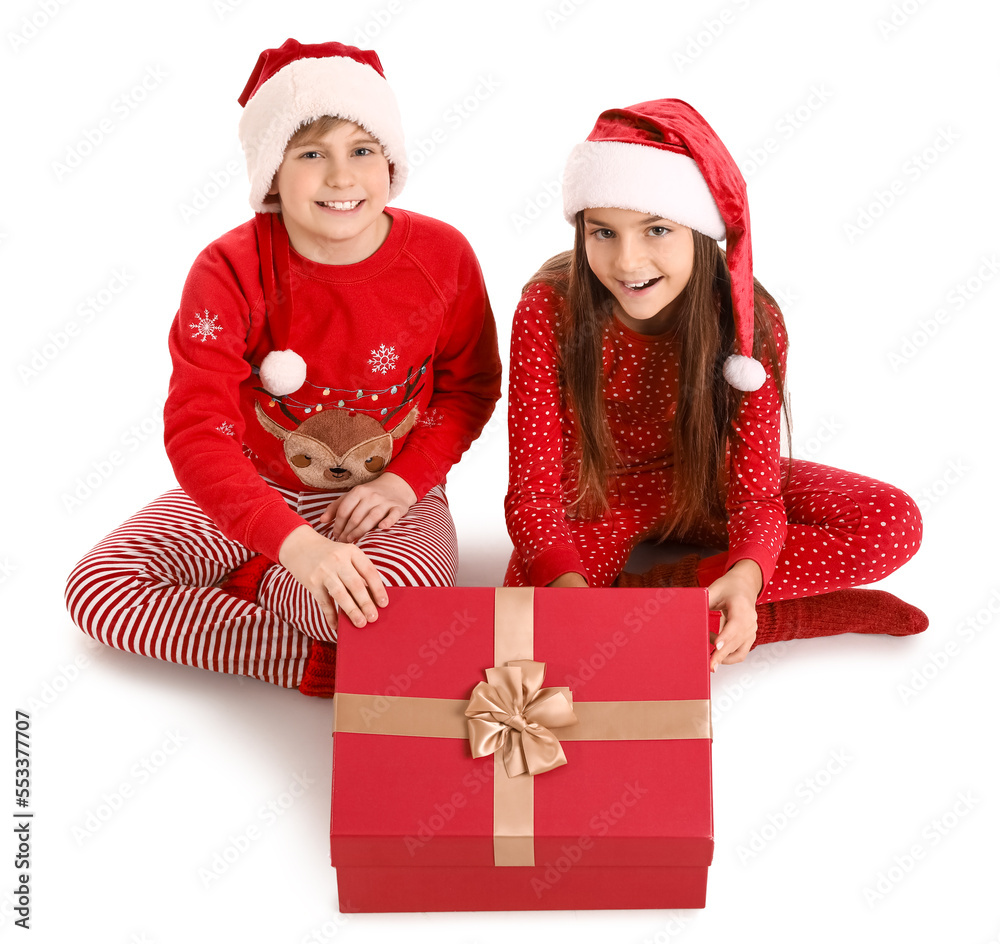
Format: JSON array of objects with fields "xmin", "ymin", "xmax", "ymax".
[
  {"xmin": 252, "ymin": 354, "xmax": 428, "ymax": 490},
  {"xmin": 254, "ymin": 402, "xmax": 417, "ymax": 489}
]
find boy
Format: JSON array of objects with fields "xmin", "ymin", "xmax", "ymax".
[{"xmin": 65, "ymin": 39, "xmax": 501, "ymax": 696}]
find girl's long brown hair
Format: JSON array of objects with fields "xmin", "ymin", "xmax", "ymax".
[{"xmin": 528, "ymin": 212, "xmax": 790, "ymax": 538}]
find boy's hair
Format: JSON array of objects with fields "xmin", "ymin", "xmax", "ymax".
[
  {"xmin": 528, "ymin": 213, "xmax": 791, "ymax": 536},
  {"xmin": 286, "ymin": 114, "xmax": 351, "ymax": 148}
]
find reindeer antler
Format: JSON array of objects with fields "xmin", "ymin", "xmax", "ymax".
[
  {"xmin": 252, "ymin": 386, "xmax": 299, "ymax": 424},
  {"xmin": 254, "ymin": 400, "xmax": 292, "ymax": 439},
  {"xmin": 383, "ymin": 355, "xmax": 431, "ymax": 424}
]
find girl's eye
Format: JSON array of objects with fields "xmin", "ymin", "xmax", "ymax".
[
  {"xmin": 649, "ymin": 226, "xmax": 670, "ymax": 237},
  {"xmin": 589, "ymin": 228, "xmax": 615, "ymax": 240}
]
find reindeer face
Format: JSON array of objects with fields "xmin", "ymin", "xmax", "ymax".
[
  {"xmin": 283, "ymin": 427, "xmax": 393, "ymax": 489},
  {"xmin": 255, "ymin": 402, "xmax": 418, "ymax": 490}
]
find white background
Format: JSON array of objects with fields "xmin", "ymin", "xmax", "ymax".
[{"xmin": 2, "ymin": 0, "xmax": 998, "ymax": 941}]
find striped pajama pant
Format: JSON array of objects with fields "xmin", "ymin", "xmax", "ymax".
[{"xmin": 64, "ymin": 482, "xmax": 457, "ymax": 689}]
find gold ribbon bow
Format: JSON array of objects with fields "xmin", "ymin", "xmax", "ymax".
[{"xmin": 465, "ymin": 660, "xmax": 578, "ymax": 778}]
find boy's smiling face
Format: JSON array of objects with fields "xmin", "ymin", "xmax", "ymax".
[{"xmin": 268, "ymin": 119, "xmax": 392, "ymax": 265}]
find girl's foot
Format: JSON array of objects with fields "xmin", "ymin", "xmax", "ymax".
[
  {"xmin": 754, "ymin": 588, "xmax": 928, "ymax": 646},
  {"xmin": 613, "ymin": 552, "xmax": 702, "ymax": 589}
]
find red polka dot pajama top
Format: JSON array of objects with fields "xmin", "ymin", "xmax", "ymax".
[{"xmin": 503, "ymin": 283, "xmax": 922, "ymax": 601}]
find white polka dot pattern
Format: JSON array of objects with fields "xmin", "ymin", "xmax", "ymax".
[{"xmin": 503, "ymin": 284, "xmax": 922, "ymax": 597}]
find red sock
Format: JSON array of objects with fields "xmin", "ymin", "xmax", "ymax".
[
  {"xmin": 753, "ymin": 588, "xmax": 928, "ymax": 647},
  {"xmin": 299, "ymin": 639, "xmax": 337, "ymax": 698},
  {"xmin": 218, "ymin": 555, "xmax": 274, "ymax": 604}
]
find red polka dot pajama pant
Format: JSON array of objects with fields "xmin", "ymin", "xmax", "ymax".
[{"xmin": 504, "ymin": 459, "xmax": 922, "ymax": 601}]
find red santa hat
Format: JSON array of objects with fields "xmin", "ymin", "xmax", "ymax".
[
  {"xmin": 562, "ymin": 99, "xmax": 765, "ymax": 392},
  {"xmin": 237, "ymin": 38, "xmax": 407, "ymax": 215}
]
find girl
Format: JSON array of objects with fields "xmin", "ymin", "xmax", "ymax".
[{"xmin": 504, "ymin": 99, "xmax": 925, "ymax": 670}]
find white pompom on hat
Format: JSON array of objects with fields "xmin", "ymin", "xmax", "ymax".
[
  {"xmin": 237, "ymin": 38, "xmax": 407, "ymax": 214},
  {"xmin": 563, "ymin": 99, "xmax": 765, "ymax": 392}
]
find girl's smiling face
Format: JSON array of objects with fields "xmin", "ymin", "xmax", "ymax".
[
  {"xmin": 269, "ymin": 120, "xmax": 392, "ymax": 265},
  {"xmin": 583, "ymin": 207, "xmax": 695, "ymax": 334}
]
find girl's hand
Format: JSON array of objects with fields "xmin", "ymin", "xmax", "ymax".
[
  {"xmin": 278, "ymin": 525, "xmax": 388, "ymax": 629},
  {"xmin": 706, "ymin": 559, "xmax": 763, "ymax": 672},
  {"xmin": 319, "ymin": 472, "xmax": 417, "ymax": 544},
  {"xmin": 547, "ymin": 572, "xmax": 589, "ymax": 588}
]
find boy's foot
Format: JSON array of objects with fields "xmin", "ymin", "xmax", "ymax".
[
  {"xmin": 218, "ymin": 554, "xmax": 274, "ymax": 604},
  {"xmin": 299, "ymin": 640, "xmax": 337, "ymax": 698}
]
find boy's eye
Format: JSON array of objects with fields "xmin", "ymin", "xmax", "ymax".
[
  {"xmin": 300, "ymin": 150, "xmax": 321, "ymax": 159},
  {"xmin": 353, "ymin": 147, "xmax": 372, "ymax": 157}
]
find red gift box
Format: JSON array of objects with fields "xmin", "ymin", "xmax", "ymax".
[{"xmin": 330, "ymin": 586, "xmax": 714, "ymax": 912}]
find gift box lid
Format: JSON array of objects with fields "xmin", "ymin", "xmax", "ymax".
[{"xmin": 331, "ymin": 586, "xmax": 713, "ymax": 870}]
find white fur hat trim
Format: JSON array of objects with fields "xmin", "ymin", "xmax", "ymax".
[{"xmin": 563, "ymin": 140, "xmax": 725, "ymax": 239}]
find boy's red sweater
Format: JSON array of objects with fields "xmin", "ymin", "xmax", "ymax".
[{"xmin": 164, "ymin": 207, "xmax": 501, "ymax": 562}]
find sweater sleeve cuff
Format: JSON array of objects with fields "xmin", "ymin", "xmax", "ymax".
[
  {"xmin": 384, "ymin": 448, "xmax": 439, "ymax": 502},
  {"xmin": 725, "ymin": 543, "xmax": 779, "ymax": 596},
  {"xmin": 244, "ymin": 500, "xmax": 311, "ymax": 563},
  {"xmin": 526, "ymin": 545, "xmax": 588, "ymax": 588}
]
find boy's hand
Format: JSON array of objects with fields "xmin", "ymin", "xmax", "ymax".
[
  {"xmin": 278, "ymin": 526, "xmax": 388, "ymax": 629},
  {"xmin": 707, "ymin": 559, "xmax": 763, "ymax": 672},
  {"xmin": 320, "ymin": 472, "xmax": 417, "ymax": 544}
]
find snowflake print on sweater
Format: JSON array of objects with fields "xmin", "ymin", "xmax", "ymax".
[
  {"xmin": 368, "ymin": 343, "xmax": 398, "ymax": 375},
  {"xmin": 190, "ymin": 310, "xmax": 222, "ymax": 342},
  {"xmin": 417, "ymin": 408, "xmax": 442, "ymax": 428}
]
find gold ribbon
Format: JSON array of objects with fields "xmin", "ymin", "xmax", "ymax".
[
  {"xmin": 332, "ymin": 587, "xmax": 711, "ymax": 868},
  {"xmin": 465, "ymin": 660, "xmax": 577, "ymax": 778}
]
